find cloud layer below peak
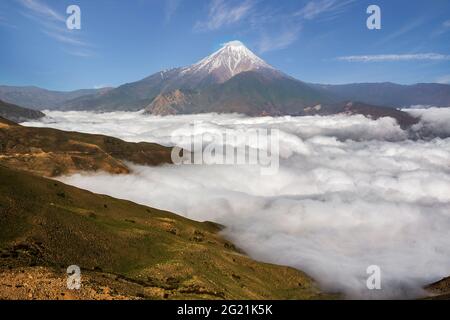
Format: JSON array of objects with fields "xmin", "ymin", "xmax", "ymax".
[
  {"xmin": 24, "ymin": 108, "xmax": 450, "ymax": 299},
  {"xmin": 337, "ymin": 53, "xmax": 450, "ymax": 62}
]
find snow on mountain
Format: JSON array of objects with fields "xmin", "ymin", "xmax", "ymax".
[{"xmin": 180, "ymin": 41, "xmax": 276, "ymax": 83}]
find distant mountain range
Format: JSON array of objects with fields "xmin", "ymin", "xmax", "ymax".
[
  {"xmin": 0, "ymin": 86, "xmax": 112, "ymax": 110},
  {"xmin": 1, "ymin": 41, "xmax": 449, "ymax": 115},
  {"xmin": 311, "ymin": 82, "xmax": 450, "ymax": 108},
  {"xmin": 302, "ymin": 101, "xmax": 419, "ymax": 129}
]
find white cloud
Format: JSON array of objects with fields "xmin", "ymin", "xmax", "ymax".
[
  {"xmin": 254, "ymin": 0, "xmax": 354, "ymax": 54},
  {"xmin": 376, "ymin": 18, "xmax": 427, "ymax": 46},
  {"xmin": 164, "ymin": 0, "xmax": 181, "ymax": 22},
  {"xmin": 295, "ymin": 0, "xmax": 335, "ymax": 20},
  {"xmin": 295, "ymin": 0, "xmax": 355, "ymax": 20},
  {"xmin": 407, "ymin": 107, "xmax": 450, "ymax": 138},
  {"xmin": 337, "ymin": 53, "xmax": 450, "ymax": 62},
  {"xmin": 431, "ymin": 19, "xmax": 450, "ymax": 37},
  {"xmin": 17, "ymin": 0, "xmax": 92, "ymax": 57},
  {"xmin": 194, "ymin": 0, "xmax": 254, "ymax": 31},
  {"xmin": 24, "ymin": 109, "xmax": 450, "ymax": 299},
  {"xmin": 0, "ymin": 14, "xmax": 17, "ymax": 29},
  {"xmin": 64, "ymin": 49, "xmax": 94, "ymax": 58},
  {"xmin": 93, "ymin": 84, "xmax": 110, "ymax": 89},
  {"xmin": 194, "ymin": 0, "xmax": 353, "ymax": 53},
  {"xmin": 42, "ymin": 29, "xmax": 87, "ymax": 47},
  {"xmin": 18, "ymin": 0, "xmax": 65, "ymax": 22},
  {"xmin": 257, "ymin": 27, "xmax": 301, "ymax": 53},
  {"xmin": 435, "ymin": 75, "xmax": 450, "ymax": 84}
]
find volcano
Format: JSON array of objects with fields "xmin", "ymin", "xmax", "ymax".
[{"xmin": 62, "ymin": 41, "xmax": 333, "ymax": 115}]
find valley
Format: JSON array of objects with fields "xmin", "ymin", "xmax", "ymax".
[
  {"xmin": 0, "ymin": 116, "xmax": 333, "ymax": 300},
  {"xmin": 21, "ymin": 109, "xmax": 450, "ymax": 299}
]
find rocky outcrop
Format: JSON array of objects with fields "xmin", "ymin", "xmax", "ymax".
[{"xmin": 146, "ymin": 89, "xmax": 193, "ymax": 115}]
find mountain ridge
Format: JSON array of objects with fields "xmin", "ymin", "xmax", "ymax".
[
  {"xmin": 1, "ymin": 41, "xmax": 449, "ymax": 112},
  {"xmin": 0, "ymin": 99, "xmax": 45, "ymax": 122},
  {"xmin": 0, "ymin": 86, "xmax": 113, "ymax": 110},
  {"xmin": 0, "ymin": 117, "xmax": 173, "ymax": 177}
]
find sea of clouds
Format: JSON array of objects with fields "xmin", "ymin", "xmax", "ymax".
[{"xmin": 23, "ymin": 108, "xmax": 450, "ymax": 299}]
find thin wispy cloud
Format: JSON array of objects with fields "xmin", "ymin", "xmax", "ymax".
[
  {"xmin": 432, "ymin": 19, "xmax": 450, "ymax": 37},
  {"xmin": 375, "ymin": 18, "xmax": 427, "ymax": 46},
  {"xmin": 17, "ymin": 0, "xmax": 93, "ymax": 57},
  {"xmin": 18, "ymin": 0, "xmax": 65, "ymax": 22},
  {"xmin": 337, "ymin": 53, "xmax": 450, "ymax": 62},
  {"xmin": 257, "ymin": 27, "xmax": 301, "ymax": 53},
  {"xmin": 66, "ymin": 50, "xmax": 95, "ymax": 58},
  {"xmin": 294, "ymin": 0, "xmax": 355, "ymax": 20},
  {"xmin": 165, "ymin": 0, "xmax": 181, "ymax": 23},
  {"xmin": 194, "ymin": 0, "xmax": 254, "ymax": 31},
  {"xmin": 42, "ymin": 29, "xmax": 88, "ymax": 47},
  {"xmin": 0, "ymin": 14, "xmax": 17, "ymax": 28},
  {"xmin": 93, "ymin": 84, "xmax": 111, "ymax": 89},
  {"xmin": 194, "ymin": 0, "xmax": 353, "ymax": 53},
  {"xmin": 255, "ymin": 0, "xmax": 354, "ymax": 53},
  {"xmin": 435, "ymin": 74, "xmax": 450, "ymax": 84}
]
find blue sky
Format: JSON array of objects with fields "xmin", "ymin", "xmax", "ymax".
[{"xmin": 1, "ymin": 0, "xmax": 449, "ymax": 91}]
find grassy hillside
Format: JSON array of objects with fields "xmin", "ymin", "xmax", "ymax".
[
  {"xmin": 0, "ymin": 118, "xmax": 172, "ymax": 177},
  {"xmin": 0, "ymin": 165, "xmax": 332, "ymax": 300}
]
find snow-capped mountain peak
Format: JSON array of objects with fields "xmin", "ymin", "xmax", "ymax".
[{"xmin": 180, "ymin": 40, "xmax": 275, "ymax": 83}]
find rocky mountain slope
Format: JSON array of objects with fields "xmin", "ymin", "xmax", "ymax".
[
  {"xmin": 0, "ymin": 99, "xmax": 45, "ymax": 122},
  {"xmin": 425, "ymin": 276, "xmax": 450, "ymax": 300},
  {"xmin": 177, "ymin": 40, "xmax": 281, "ymax": 84},
  {"xmin": 59, "ymin": 41, "xmax": 336, "ymax": 113},
  {"xmin": 0, "ymin": 117, "xmax": 172, "ymax": 177},
  {"xmin": 145, "ymin": 71, "xmax": 334, "ymax": 116}
]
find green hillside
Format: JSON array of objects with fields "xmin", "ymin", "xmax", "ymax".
[{"xmin": 0, "ymin": 165, "xmax": 332, "ymax": 300}]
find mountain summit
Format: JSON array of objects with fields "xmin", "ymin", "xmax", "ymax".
[
  {"xmin": 58, "ymin": 40, "xmax": 334, "ymax": 114},
  {"xmin": 2, "ymin": 41, "xmax": 450, "ymax": 113},
  {"xmin": 180, "ymin": 41, "xmax": 276, "ymax": 83},
  {"xmin": 31, "ymin": 40, "xmax": 418, "ymax": 120}
]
